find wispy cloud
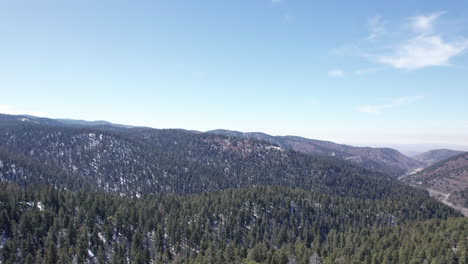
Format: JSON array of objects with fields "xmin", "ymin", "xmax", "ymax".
[
  {"xmin": 367, "ymin": 15, "xmax": 386, "ymax": 40},
  {"xmin": 0, "ymin": 104, "xmax": 48, "ymax": 117},
  {"xmin": 328, "ymin": 69, "xmax": 345, "ymax": 78},
  {"xmin": 358, "ymin": 96, "xmax": 423, "ymax": 114},
  {"xmin": 271, "ymin": 0, "xmax": 281, "ymax": 3},
  {"xmin": 338, "ymin": 11, "xmax": 468, "ymax": 70},
  {"xmin": 376, "ymin": 12, "xmax": 468, "ymax": 70},
  {"xmin": 410, "ymin": 11, "xmax": 446, "ymax": 34},
  {"xmin": 376, "ymin": 35, "xmax": 468, "ymax": 70},
  {"xmin": 359, "ymin": 105, "xmax": 387, "ymax": 114}
]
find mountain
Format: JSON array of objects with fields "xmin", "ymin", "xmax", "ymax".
[
  {"xmin": 413, "ymin": 149, "xmax": 466, "ymax": 166},
  {"xmin": 0, "ymin": 115, "xmax": 427, "ymax": 177},
  {"xmin": 55, "ymin": 118, "xmax": 136, "ymax": 128},
  {"xmin": 0, "ymin": 113, "xmax": 419, "ymax": 200},
  {"xmin": 0, "ymin": 113, "xmax": 64, "ymax": 126},
  {"xmin": 403, "ymin": 152, "xmax": 468, "ymax": 212},
  {"xmin": 0, "ymin": 113, "xmax": 141, "ymax": 129},
  {"xmin": 207, "ymin": 129, "xmax": 424, "ymax": 177}
]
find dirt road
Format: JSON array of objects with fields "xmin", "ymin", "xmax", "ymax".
[{"xmin": 427, "ymin": 188, "xmax": 468, "ymax": 217}]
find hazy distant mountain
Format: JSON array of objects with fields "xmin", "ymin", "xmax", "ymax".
[
  {"xmin": 208, "ymin": 129, "xmax": 424, "ymax": 177},
  {"xmin": 413, "ymin": 149, "xmax": 466, "ymax": 166},
  {"xmin": 55, "ymin": 118, "xmax": 135, "ymax": 128},
  {"xmin": 0, "ymin": 113, "xmax": 137, "ymax": 129},
  {"xmin": 0, "ymin": 113, "xmax": 63, "ymax": 126},
  {"xmin": 404, "ymin": 152, "xmax": 468, "ymax": 211}
]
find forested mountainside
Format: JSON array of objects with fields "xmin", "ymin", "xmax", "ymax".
[
  {"xmin": 404, "ymin": 152, "xmax": 468, "ymax": 209},
  {"xmin": 0, "ymin": 115, "xmax": 426, "ymax": 178},
  {"xmin": 0, "ymin": 114, "xmax": 420, "ymax": 199},
  {"xmin": 207, "ymin": 130, "xmax": 424, "ymax": 177},
  {"xmin": 413, "ymin": 149, "xmax": 466, "ymax": 166},
  {"xmin": 0, "ymin": 182, "xmax": 463, "ymax": 264},
  {"xmin": 1, "ymin": 113, "xmax": 467, "ymax": 264}
]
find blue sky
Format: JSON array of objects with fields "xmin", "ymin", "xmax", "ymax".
[{"xmin": 1, "ymin": 0, "xmax": 468, "ymax": 151}]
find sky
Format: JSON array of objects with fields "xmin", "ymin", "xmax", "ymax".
[{"xmin": 1, "ymin": 0, "xmax": 468, "ymax": 152}]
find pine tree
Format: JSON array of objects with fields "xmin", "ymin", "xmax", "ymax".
[{"xmin": 44, "ymin": 236, "xmax": 58, "ymax": 264}]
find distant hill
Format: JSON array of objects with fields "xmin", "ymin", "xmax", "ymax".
[
  {"xmin": 55, "ymin": 118, "xmax": 135, "ymax": 128},
  {"xmin": 208, "ymin": 129, "xmax": 424, "ymax": 177},
  {"xmin": 413, "ymin": 149, "xmax": 466, "ymax": 166},
  {"xmin": 404, "ymin": 152, "xmax": 468, "ymax": 211},
  {"xmin": 0, "ymin": 114, "xmax": 138, "ymax": 128}
]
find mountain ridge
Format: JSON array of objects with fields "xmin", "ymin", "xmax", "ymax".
[
  {"xmin": 412, "ymin": 148, "xmax": 466, "ymax": 166},
  {"xmin": 207, "ymin": 129, "xmax": 424, "ymax": 177},
  {"xmin": 0, "ymin": 113, "xmax": 419, "ymax": 200}
]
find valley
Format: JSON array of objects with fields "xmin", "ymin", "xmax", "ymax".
[{"xmin": 403, "ymin": 152, "xmax": 468, "ymax": 214}]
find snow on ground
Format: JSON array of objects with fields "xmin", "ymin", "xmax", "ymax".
[{"xmin": 36, "ymin": 202, "xmax": 44, "ymax": 211}]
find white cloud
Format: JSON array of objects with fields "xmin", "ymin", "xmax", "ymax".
[
  {"xmin": 359, "ymin": 96, "xmax": 423, "ymax": 114},
  {"xmin": 389, "ymin": 96, "xmax": 423, "ymax": 104},
  {"xmin": 272, "ymin": 0, "xmax": 281, "ymax": 3},
  {"xmin": 377, "ymin": 11, "xmax": 468, "ymax": 70},
  {"xmin": 358, "ymin": 105, "xmax": 388, "ymax": 114},
  {"xmin": 376, "ymin": 35, "xmax": 468, "ymax": 70},
  {"xmin": 368, "ymin": 15, "xmax": 386, "ymax": 40},
  {"xmin": 338, "ymin": 11, "xmax": 468, "ymax": 70},
  {"xmin": 328, "ymin": 69, "xmax": 345, "ymax": 78},
  {"xmin": 0, "ymin": 104, "xmax": 48, "ymax": 117},
  {"xmin": 410, "ymin": 11, "xmax": 446, "ymax": 34}
]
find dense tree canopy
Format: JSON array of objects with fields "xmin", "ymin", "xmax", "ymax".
[{"xmin": 0, "ymin": 182, "xmax": 464, "ymax": 264}]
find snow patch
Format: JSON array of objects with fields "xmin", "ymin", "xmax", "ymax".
[
  {"xmin": 265, "ymin": 145, "xmax": 282, "ymax": 151},
  {"xmin": 36, "ymin": 202, "xmax": 44, "ymax": 211},
  {"xmin": 98, "ymin": 232, "xmax": 107, "ymax": 243}
]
